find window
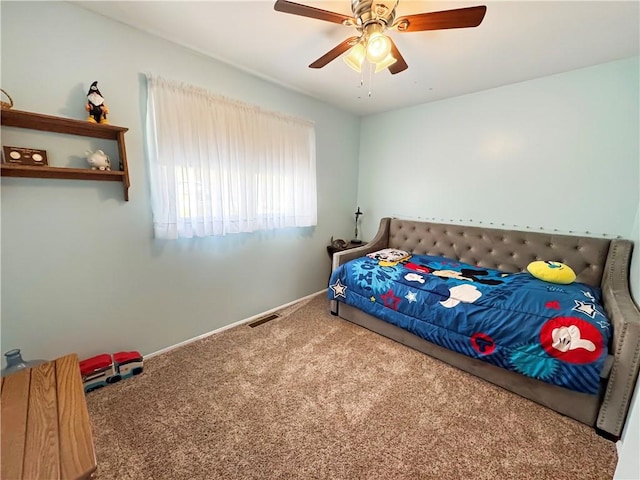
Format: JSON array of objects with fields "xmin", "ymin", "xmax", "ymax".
[{"xmin": 145, "ymin": 75, "xmax": 317, "ymax": 239}]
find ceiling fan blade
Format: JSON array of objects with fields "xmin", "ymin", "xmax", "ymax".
[
  {"xmin": 388, "ymin": 38, "xmax": 408, "ymax": 75},
  {"xmin": 309, "ymin": 36, "xmax": 359, "ymax": 69},
  {"xmin": 274, "ymin": 0, "xmax": 353, "ymax": 25},
  {"xmin": 394, "ymin": 6, "xmax": 487, "ymax": 32}
]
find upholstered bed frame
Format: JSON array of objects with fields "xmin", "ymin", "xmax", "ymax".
[{"xmin": 330, "ymin": 217, "xmax": 640, "ymax": 440}]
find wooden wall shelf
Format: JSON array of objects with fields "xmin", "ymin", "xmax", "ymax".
[
  {"xmin": 0, "ymin": 164, "xmax": 126, "ymax": 181},
  {"xmin": 0, "ymin": 109, "xmax": 131, "ymax": 200}
]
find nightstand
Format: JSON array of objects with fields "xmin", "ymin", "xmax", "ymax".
[
  {"xmin": 326, "ymin": 241, "xmax": 364, "ymax": 260},
  {"xmin": 327, "ymin": 241, "xmax": 364, "ymax": 284}
]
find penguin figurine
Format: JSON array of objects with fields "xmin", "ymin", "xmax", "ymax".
[{"xmin": 85, "ymin": 81, "xmax": 109, "ymax": 124}]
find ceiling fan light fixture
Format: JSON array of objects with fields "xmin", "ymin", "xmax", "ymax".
[
  {"xmin": 374, "ymin": 52, "xmax": 398, "ymax": 72},
  {"xmin": 343, "ymin": 42, "xmax": 366, "ymax": 72},
  {"xmin": 274, "ymin": 0, "xmax": 487, "ymax": 77}
]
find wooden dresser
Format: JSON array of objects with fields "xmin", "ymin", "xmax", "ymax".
[{"xmin": 1, "ymin": 353, "xmax": 97, "ymax": 479}]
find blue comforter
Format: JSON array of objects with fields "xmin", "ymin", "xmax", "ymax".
[{"xmin": 328, "ymin": 253, "xmax": 611, "ymax": 394}]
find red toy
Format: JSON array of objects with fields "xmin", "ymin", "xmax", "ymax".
[{"xmin": 79, "ymin": 351, "xmax": 143, "ymax": 393}]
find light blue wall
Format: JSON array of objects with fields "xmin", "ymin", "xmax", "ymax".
[
  {"xmin": 358, "ymin": 56, "xmax": 640, "ymax": 478},
  {"xmin": 0, "ymin": 1, "xmax": 360, "ymax": 361},
  {"xmin": 357, "ymin": 57, "xmax": 639, "ymax": 241}
]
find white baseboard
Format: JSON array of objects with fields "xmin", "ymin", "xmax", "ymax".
[{"xmin": 145, "ymin": 290, "xmax": 326, "ymax": 360}]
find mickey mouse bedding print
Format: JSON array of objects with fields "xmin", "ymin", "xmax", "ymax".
[{"xmin": 328, "ymin": 252, "xmax": 610, "ymax": 394}]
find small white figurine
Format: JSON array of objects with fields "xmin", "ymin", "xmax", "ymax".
[{"xmin": 85, "ymin": 150, "xmax": 111, "ymax": 171}]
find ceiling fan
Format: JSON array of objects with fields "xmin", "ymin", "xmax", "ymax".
[{"xmin": 274, "ymin": 0, "xmax": 487, "ymax": 75}]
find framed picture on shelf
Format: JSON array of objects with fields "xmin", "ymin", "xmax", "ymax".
[{"xmin": 2, "ymin": 146, "xmax": 48, "ymax": 166}]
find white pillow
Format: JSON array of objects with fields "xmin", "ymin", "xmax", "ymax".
[{"xmin": 366, "ymin": 248, "xmax": 411, "ymax": 262}]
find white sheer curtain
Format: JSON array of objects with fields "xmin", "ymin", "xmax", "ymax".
[{"xmin": 145, "ymin": 75, "xmax": 317, "ymax": 239}]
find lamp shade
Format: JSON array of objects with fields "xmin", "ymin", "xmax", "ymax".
[
  {"xmin": 344, "ymin": 43, "xmax": 366, "ymax": 72},
  {"xmin": 375, "ymin": 53, "xmax": 398, "ymax": 72},
  {"xmin": 365, "ymin": 24, "xmax": 392, "ymax": 63}
]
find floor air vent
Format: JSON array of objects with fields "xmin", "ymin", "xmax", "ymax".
[{"xmin": 248, "ymin": 313, "xmax": 280, "ymax": 328}]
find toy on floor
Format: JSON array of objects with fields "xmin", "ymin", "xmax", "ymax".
[
  {"xmin": 79, "ymin": 351, "xmax": 143, "ymax": 393},
  {"xmin": 85, "ymin": 81, "xmax": 109, "ymax": 124}
]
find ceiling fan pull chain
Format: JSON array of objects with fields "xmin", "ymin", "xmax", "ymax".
[{"xmin": 368, "ymin": 62, "xmax": 374, "ymax": 97}]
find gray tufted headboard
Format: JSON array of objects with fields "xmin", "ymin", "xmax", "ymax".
[{"xmin": 386, "ymin": 218, "xmax": 611, "ymax": 287}]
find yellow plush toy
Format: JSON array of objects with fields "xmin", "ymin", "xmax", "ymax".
[{"xmin": 527, "ymin": 260, "xmax": 576, "ymax": 284}]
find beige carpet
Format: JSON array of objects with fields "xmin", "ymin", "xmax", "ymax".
[{"xmin": 86, "ymin": 294, "xmax": 617, "ymax": 480}]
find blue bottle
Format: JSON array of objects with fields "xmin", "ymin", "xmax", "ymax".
[{"xmin": 1, "ymin": 349, "xmax": 46, "ymax": 377}]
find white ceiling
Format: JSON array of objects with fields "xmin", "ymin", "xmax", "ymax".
[{"xmin": 75, "ymin": 1, "xmax": 640, "ymax": 116}]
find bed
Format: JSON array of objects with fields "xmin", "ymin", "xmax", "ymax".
[{"xmin": 328, "ymin": 217, "xmax": 640, "ymax": 440}]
